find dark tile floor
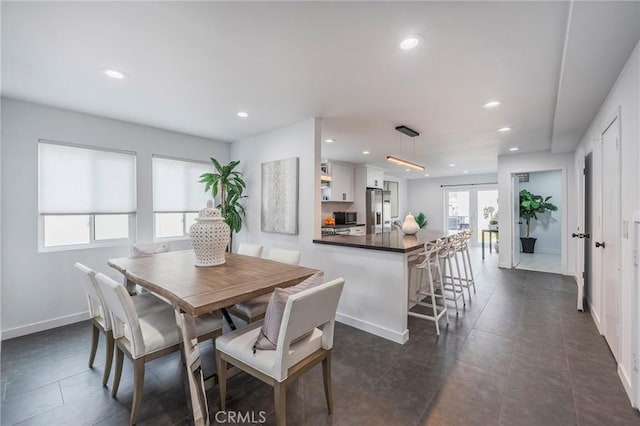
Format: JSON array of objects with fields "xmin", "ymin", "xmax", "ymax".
[{"xmin": 2, "ymin": 249, "xmax": 639, "ymax": 425}]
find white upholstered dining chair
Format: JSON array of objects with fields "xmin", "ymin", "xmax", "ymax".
[
  {"xmin": 94, "ymin": 273, "xmax": 223, "ymax": 425},
  {"xmin": 73, "ymin": 263, "xmax": 168, "ymax": 387},
  {"xmin": 237, "ymin": 243, "xmax": 264, "ymax": 257},
  {"xmin": 268, "ymin": 248, "xmax": 302, "ymax": 265},
  {"xmin": 215, "ymin": 278, "xmax": 345, "ymax": 426},
  {"xmin": 228, "ymin": 248, "xmax": 301, "ymax": 324}
]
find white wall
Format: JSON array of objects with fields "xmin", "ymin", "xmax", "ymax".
[
  {"xmin": 573, "ymin": 41, "xmax": 639, "ymax": 402},
  {"xmin": 230, "ymin": 118, "xmax": 321, "ymax": 254},
  {"xmin": 519, "ymin": 170, "xmax": 562, "ymax": 254},
  {"xmin": 407, "ymin": 173, "xmax": 498, "ymax": 231},
  {"xmin": 497, "ymin": 151, "xmax": 575, "ymax": 275},
  {"xmin": 1, "ymin": 98, "xmax": 230, "ymax": 338}
]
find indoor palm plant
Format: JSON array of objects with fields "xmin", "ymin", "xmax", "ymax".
[
  {"xmin": 519, "ymin": 189, "xmax": 557, "ymax": 253},
  {"xmin": 199, "ymin": 158, "xmax": 246, "ymax": 249}
]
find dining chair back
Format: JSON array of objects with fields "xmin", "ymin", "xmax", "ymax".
[
  {"xmin": 229, "ymin": 247, "xmax": 300, "ymax": 324},
  {"xmin": 94, "ymin": 272, "xmax": 222, "ymax": 425},
  {"xmin": 268, "ymin": 248, "xmax": 301, "ymax": 265},
  {"xmin": 216, "ymin": 278, "xmax": 345, "ymax": 426},
  {"xmin": 128, "ymin": 242, "xmax": 171, "ymax": 258},
  {"xmin": 237, "ymin": 243, "xmax": 264, "ymax": 257}
]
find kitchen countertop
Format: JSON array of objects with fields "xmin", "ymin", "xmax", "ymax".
[
  {"xmin": 321, "ymin": 223, "xmax": 365, "ymax": 229},
  {"xmin": 313, "ymin": 229, "xmax": 452, "ymax": 253}
]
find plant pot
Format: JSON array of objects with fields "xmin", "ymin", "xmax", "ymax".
[{"xmin": 520, "ymin": 237, "xmax": 537, "ymax": 254}]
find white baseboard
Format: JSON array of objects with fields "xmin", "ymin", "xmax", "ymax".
[
  {"xmin": 618, "ymin": 364, "xmax": 634, "ymax": 406},
  {"xmin": 587, "ymin": 301, "xmax": 603, "ymax": 334},
  {"xmin": 498, "ymin": 262, "xmax": 510, "ymax": 269},
  {"xmin": 1, "ymin": 311, "xmax": 89, "ymax": 340},
  {"xmin": 335, "ymin": 312, "xmax": 409, "ymax": 345}
]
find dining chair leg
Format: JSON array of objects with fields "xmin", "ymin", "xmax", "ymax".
[
  {"xmin": 445, "ymin": 258, "xmax": 460, "ymax": 315},
  {"xmin": 89, "ymin": 323, "xmax": 100, "ymax": 368},
  {"xmin": 274, "ymin": 381, "xmax": 287, "ymax": 426},
  {"xmin": 452, "ymin": 253, "xmax": 466, "ymax": 306},
  {"xmin": 437, "ymin": 262, "xmax": 450, "ymax": 325},
  {"xmin": 130, "ymin": 358, "xmax": 145, "ymax": 426},
  {"xmin": 427, "ymin": 266, "xmax": 440, "ymax": 336},
  {"xmin": 322, "ymin": 352, "xmax": 333, "ymax": 413},
  {"xmin": 102, "ymin": 331, "xmax": 115, "ymax": 387},
  {"xmin": 112, "ymin": 347, "xmax": 124, "ymax": 398},
  {"xmin": 216, "ymin": 351, "xmax": 227, "ymax": 411}
]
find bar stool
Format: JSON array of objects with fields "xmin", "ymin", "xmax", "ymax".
[
  {"xmin": 438, "ymin": 235, "xmax": 466, "ymax": 314},
  {"xmin": 456, "ymin": 231, "xmax": 476, "ymax": 299},
  {"xmin": 408, "ymin": 238, "xmax": 449, "ymax": 335}
]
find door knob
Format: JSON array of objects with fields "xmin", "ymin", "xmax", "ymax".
[
  {"xmin": 595, "ymin": 241, "xmax": 605, "ymax": 248},
  {"xmin": 572, "ymin": 233, "xmax": 582, "ymax": 238},
  {"xmin": 584, "ymin": 233, "xmax": 591, "ymax": 239}
]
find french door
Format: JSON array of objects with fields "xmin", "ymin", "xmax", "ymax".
[{"xmin": 445, "ymin": 186, "xmax": 498, "ymax": 244}]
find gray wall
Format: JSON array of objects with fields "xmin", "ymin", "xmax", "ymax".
[
  {"xmin": 406, "ymin": 173, "xmax": 498, "ymax": 231},
  {"xmin": 1, "ymin": 98, "xmax": 230, "ymax": 338}
]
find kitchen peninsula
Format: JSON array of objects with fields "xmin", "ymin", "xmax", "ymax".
[{"xmin": 313, "ymin": 228, "xmax": 452, "ymax": 344}]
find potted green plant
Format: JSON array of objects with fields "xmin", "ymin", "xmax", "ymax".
[
  {"xmin": 199, "ymin": 158, "xmax": 247, "ymax": 249},
  {"xmin": 519, "ymin": 189, "xmax": 557, "ymax": 253},
  {"xmin": 415, "ymin": 212, "xmax": 428, "ymax": 229}
]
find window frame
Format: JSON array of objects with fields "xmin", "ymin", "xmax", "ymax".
[
  {"xmin": 37, "ymin": 139, "xmax": 138, "ymax": 252},
  {"xmin": 38, "ymin": 213, "xmax": 136, "ymax": 253},
  {"xmin": 153, "ymin": 211, "xmax": 199, "ymax": 242},
  {"xmin": 151, "ymin": 154, "xmax": 213, "ymax": 241}
]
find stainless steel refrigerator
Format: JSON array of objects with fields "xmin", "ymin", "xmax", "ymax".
[{"xmin": 366, "ymin": 188, "xmax": 391, "ymax": 234}]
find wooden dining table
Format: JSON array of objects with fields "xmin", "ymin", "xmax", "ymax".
[{"xmin": 108, "ymin": 250, "xmax": 320, "ymax": 426}]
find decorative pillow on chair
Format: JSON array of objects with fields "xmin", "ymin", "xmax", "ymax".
[{"xmin": 253, "ymin": 272, "xmax": 324, "ymax": 352}]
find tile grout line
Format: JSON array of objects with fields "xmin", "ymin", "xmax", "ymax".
[{"xmin": 494, "ymin": 270, "xmax": 529, "ymax": 425}]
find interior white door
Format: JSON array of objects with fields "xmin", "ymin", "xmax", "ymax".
[
  {"xmin": 512, "ymin": 175, "xmax": 521, "ymax": 267},
  {"xmin": 601, "ymin": 116, "xmax": 621, "ymax": 361},
  {"xmin": 576, "ymin": 156, "xmax": 586, "ymax": 311}
]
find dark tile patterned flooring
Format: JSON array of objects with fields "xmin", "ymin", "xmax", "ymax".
[{"xmin": 2, "ymin": 249, "xmax": 639, "ymax": 425}]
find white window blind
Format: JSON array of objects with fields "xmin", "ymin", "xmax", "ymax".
[
  {"xmin": 152, "ymin": 156, "xmax": 212, "ymax": 213},
  {"xmin": 38, "ymin": 141, "xmax": 137, "ymax": 215}
]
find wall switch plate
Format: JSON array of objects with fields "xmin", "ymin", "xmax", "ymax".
[{"xmin": 623, "ymin": 220, "xmax": 629, "ymax": 238}]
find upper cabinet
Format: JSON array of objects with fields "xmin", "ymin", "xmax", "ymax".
[
  {"xmin": 321, "ymin": 161, "xmax": 354, "ymax": 202},
  {"xmin": 366, "ymin": 166, "xmax": 384, "ymax": 189}
]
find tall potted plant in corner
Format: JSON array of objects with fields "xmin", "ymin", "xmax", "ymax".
[
  {"xmin": 519, "ymin": 189, "xmax": 557, "ymax": 253},
  {"xmin": 199, "ymin": 158, "xmax": 246, "ymax": 250}
]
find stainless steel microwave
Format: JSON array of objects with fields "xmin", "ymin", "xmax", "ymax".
[{"xmin": 334, "ymin": 211, "xmax": 357, "ymax": 225}]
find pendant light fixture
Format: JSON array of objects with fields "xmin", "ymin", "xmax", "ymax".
[{"xmin": 387, "ymin": 125, "xmax": 426, "ymax": 171}]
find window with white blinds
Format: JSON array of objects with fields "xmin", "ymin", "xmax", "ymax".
[
  {"xmin": 38, "ymin": 140, "xmax": 137, "ymax": 249},
  {"xmin": 39, "ymin": 141, "xmax": 137, "ymax": 215},
  {"xmin": 152, "ymin": 156, "xmax": 212, "ymax": 238}
]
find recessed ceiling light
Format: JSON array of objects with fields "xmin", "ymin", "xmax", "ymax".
[
  {"xmin": 362, "ymin": 150, "xmax": 370, "ymax": 155},
  {"xmin": 424, "ymin": 173, "xmax": 430, "ymax": 177},
  {"xmin": 498, "ymin": 127, "xmax": 511, "ymax": 132},
  {"xmin": 102, "ymin": 68, "xmax": 126, "ymax": 80},
  {"xmin": 509, "ymin": 147, "xmax": 519, "ymax": 152},
  {"xmin": 449, "ymin": 163, "xmax": 456, "ymax": 167},
  {"xmin": 399, "ymin": 34, "xmax": 423, "ymax": 50},
  {"xmin": 237, "ymin": 111, "xmax": 249, "ymax": 118},
  {"xmin": 483, "ymin": 100, "xmax": 500, "ymax": 108},
  {"xmin": 464, "ymin": 170, "xmax": 469, "ymax": 174},
  {"xmin": 325, "ymin": 139, "xmax": 335, "ymax": 143},
  {"xmin": 405, "ymin": 168, "xmax": 411, "ymax": 172}
]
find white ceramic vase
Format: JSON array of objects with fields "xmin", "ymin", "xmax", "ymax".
[
  {"xmin": 189, "ymin": 200, "xmax": 230, "ymax": 267},
  {"xmin": 402, "ymin": 212, "xmax": 419, "ymax": 235}
]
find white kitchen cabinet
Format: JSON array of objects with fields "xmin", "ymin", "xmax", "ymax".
[
  {"xmin": 349, "ymin": 225, "xmax": 366, "ymax": 236},
  {"xmin": 329, "ymin": 162, "xmax": 354, "ymax": 202},
  {"xmin": 366, "ymin": 166, "xmax": 384, "ymax": 189}
]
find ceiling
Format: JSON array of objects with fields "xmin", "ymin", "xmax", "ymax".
[{"xmin": 3, "ymin": 2, "xmax": 639, "ymax": 178}]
